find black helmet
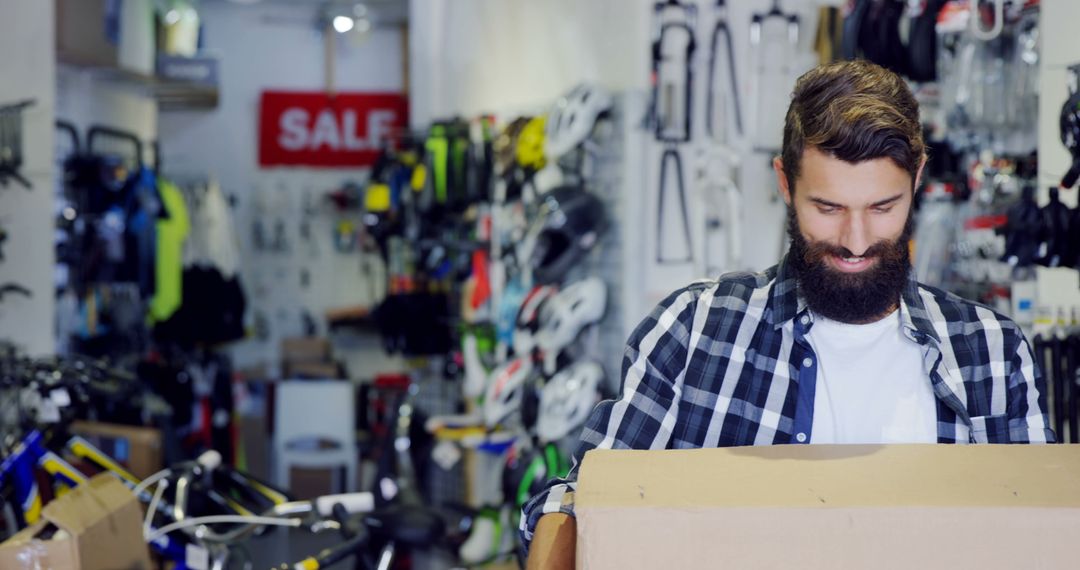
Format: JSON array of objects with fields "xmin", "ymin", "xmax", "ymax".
[{"xmin": 527, "ymin": 186, "xmax": 606, "ymax": 285}]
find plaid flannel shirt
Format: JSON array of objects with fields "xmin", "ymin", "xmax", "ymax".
[{"xmin": 521, "ymin": 256, "xmax": 1054, "ymax": 551}]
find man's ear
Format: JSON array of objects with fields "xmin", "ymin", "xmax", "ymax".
[
  {"xmin": 914, "ymin": 154, "xmax": 928, "ymax": 193},
  {"xmin": 773, "ymin": 156, "xmax": 792, "ymax": 206}
]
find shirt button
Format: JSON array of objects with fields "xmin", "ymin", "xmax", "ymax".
[
  {"xmin": 800, "ymin": 315, "xmax": 810, "ymax": 325},
  {"xmin": 802, "ymin": 357, "xmax": 813, "ymax": 368},
  {"xmin": 796, "ymin": 432, "xmax": 807, "ymax": 443}
]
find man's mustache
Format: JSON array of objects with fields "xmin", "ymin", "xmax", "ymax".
[{"xmin": 802, "ymin": 239, "xmax": 894, "ymax": 261}]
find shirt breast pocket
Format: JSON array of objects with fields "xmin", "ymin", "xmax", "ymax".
[{"xmin": 969, "ymin": 414, "xmax": 1011, "ymax": 443}]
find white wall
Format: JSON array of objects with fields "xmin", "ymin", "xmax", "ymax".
[
  {"xmin": 0, "ymin": 0, "xmax": 55, "ymax": 355},
  {"xmin": 159, "ymin": 2, "xmax": 406, "ymax": 374}
]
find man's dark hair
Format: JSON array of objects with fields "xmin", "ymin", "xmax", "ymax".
[{"xmin": 781, "ymin": 60, "xmax": 926, "ymax": 193}]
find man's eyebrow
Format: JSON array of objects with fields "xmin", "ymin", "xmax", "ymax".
[
  {"xmin": 806, "ymin": 194, "xmax": 904, "ymax": 209},
  {"xmin": 870, "ymin": 194, "xmax": 904, "ymax": 208},
  {"xmin": 808, "ymin": 196, "xmax": 844, "ymax": 208}
]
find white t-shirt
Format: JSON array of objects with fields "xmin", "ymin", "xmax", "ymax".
[{"xmin": 805, "ymin": 309, "xmax": 938, "ymax": 444}]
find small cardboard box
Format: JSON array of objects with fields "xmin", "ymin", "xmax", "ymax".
[
  {"xmin": 0, "ymin": 474, "xmax": 152, "ymax": 570},
  {"xmin": 575, "ymin": 444, "xmax": 1080, "ymax": 569},
  {"xmin": 70, "ymin": 421, "xmax": 163, "ymax": 480},
  {"xmin": 281, "ymin": 337, "xmax": 332, "ymax": 364}
]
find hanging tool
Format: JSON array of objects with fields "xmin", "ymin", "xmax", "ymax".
[
  {"xmin": 0, "ymin": 283, "xmax": 31, "ymax": 302},
  {"xmin": 657, "ymin": 145, "xmax": 693, "ymax": 264},
  {"xmin": 0, "ymin": 100, "xmax": 35, "ymax": 190},
  {"xmin": 648, "ymin": 0, "xmax": 698, "ymax": 143},
  {"xmin": 706, "ymin": 0, "xmax": 743, "ymax": 141}
]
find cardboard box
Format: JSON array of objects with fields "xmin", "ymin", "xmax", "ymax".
[
  {"xmin": 0, "ymin": 474, "xmax": 152, "ymax": 570},
  {"xmin": 70, "ymin": 421, "xmax": 163, "ymax": 480},
  {"xmin": 575, "ymin": 444, "xmax": 1080, "ymax": 569},
  {"xmin": 281, "ymin": 337, "xmax": 332, "ymax": 364},
  {"xmin": 56, "ymin": 0, "xmax": 119, "ymax": 67}
]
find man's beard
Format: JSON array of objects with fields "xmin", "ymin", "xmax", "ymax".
[{"xmin": 786, "ymin": 207, "xmax": 914, "ymax": 324}]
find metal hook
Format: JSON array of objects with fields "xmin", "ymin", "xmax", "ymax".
[{"xmin": 969, "ymin": 0, "xmax": 1004, "ymax": 41}]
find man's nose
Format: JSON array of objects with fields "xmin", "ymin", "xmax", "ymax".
[{"xmin": 838, "ymin": 212, "xmax": 872, "ymax": 257}]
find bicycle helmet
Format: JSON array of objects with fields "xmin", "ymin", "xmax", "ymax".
[
  {"xmin": 515, "ymin": 116, "xmax": 547, "ymax": 172},
  {"xmin": 494, "ymin": 117, "xmax": 530, "ymax": 176},
  {"xmin": 524, "ymin": 186, "xmax": 607, "ymax": 285},
  {"xmin": 534, "ymin": 277, "xmax": 607, "ymax": 374},
  {"xmin": 511, "ymin": 284, "xmax": 558, "ymax": 356},
  {"xmin": 482, "ymin": 355, "xmax": 534, "ymax": 428},
  {"xmin": 545, "ymin": 84, "xmax": 614, "ymax": 160},
  {"xmin": 536, "ymin": 360, "xmax": 603, "ymax": 444}
]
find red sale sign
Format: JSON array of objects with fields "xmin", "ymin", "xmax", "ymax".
[{"xmin": 258, "ymin": 91, "xmax": 408, "ymax": 168}]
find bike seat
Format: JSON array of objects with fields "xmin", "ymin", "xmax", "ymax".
[{"xmin": 363, "ymin": 504, "xmax": 445, "ymax": 547}]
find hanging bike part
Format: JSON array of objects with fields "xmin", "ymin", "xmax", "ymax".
[
  {"xmin": 648, "ymin": 0, "xmax": 697, "ymax": 143},
  {"xmin": 750, "ymin": 0, "xmax": 800, "ymax": 153},
  {"xmin": 0, "ymin": 100, "xmax": 35, "ymax": 190},
  {"xmin": 657, "ymin": 145, "xmax": 693, "ymax": 264},
  {"xmin": 706, "ymin": 0, "xmax": 743, "ymax": 141}
]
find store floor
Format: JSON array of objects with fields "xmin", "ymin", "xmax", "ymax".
[{"xmin": 243, "ymin": 526, "xmax": 464, "ymax": 569}]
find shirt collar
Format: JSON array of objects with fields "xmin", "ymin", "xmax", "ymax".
[{"xmin": 766, "ymin": 254, "xmax": 942, "ymax": 345}]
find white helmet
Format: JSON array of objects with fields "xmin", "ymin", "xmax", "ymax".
[
  {"xmin": 482, "ymin": 355, "xmax": 535, "ymax": 429},
  {"xmin": 545, "ymin": 84, "xmax": 614, "ymax": 160},
  {"xmin": 535, "ymin": 277, "xmax": 607, "ymax": 374},
  {"xmin": 512, "ymin": 284, "xmax": 559, "ymax": 356},
  {"xmin": 536, "ymin": 360, "xmax": 603, "ymax": 443}
]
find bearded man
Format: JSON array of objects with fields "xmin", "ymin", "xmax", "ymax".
[{"xmin": 521, "ymin": 60, "xmax": 1053, "ymax": 569}]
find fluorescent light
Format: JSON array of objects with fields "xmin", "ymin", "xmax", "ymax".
[{"xmin": 333, "ymin": 15, "xmax": 354, "ymax": 33}]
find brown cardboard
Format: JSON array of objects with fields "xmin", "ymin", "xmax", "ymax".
[
  {"xmin": 0, "ymin": 474, "xmax": 152, "ymax": 570},
  {"xmin": 70, "ymin": 421, "xmax": 163, "ymax": 479},
  {"xmin": 281, "ymin": 337, "xmax": 332, "ymax": 363},
  {"xmin": 56, "ymin": 0, "xmax": 119, "ymax": 68},
  {"xmin": 575, "ymin": 444, "xmax": 1080, "ymax": 569}
]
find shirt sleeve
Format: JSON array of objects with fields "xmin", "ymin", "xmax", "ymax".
[
  {"xmin": 519, "ymin": 284, "xmax": 703, "ymax": 553},
  {"xmin": 1007, "ymin": 334, "xmax": 1055, "ymax": 443}
]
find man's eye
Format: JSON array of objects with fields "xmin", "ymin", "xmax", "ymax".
[
  {"xmin": 817, "ymin": 206, "xmax": 839, "ymax": 214},
  {"xmin": 872, "ymin": 206, "xmax": 894, "ymax": 214}
]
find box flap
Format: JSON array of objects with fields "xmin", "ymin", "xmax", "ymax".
[{"xmin": 577, "ymin": 444, "xmax": 1080, "ymax": 509}]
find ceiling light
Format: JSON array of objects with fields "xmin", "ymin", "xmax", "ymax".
[{"xmin": 332, "ymin": 15, "xmax": 355, "ymax": 33}]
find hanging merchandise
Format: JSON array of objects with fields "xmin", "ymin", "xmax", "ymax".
[
  {"xmin": 843, "ymin": 0, "xmax": 910, "ymax": 77},
  {"xmin": 0, "ymin": 100, "xmax": 34, "ymax": 190},
  {"xmin": 998, "ymin": 185, "xmax": 1041, "ymax": 268},
  {"xmin": 1035, "ymin": 187, "xmax": 1073, "ymax": 268},
  {"xmin": 545, "ymin": 84, "xmax": 614, "ymax": 161},
  {"xmin": 813, "ymin": 5, "xmax": 844, "ymax": 65},
  {"xmin": 657, "ymin": 146, "xmax": 693, "ymax": 264},
  {"xmin": 908, "ymin": 0, "xmax": 947, "ymax": 82},
  {"xmin": 648, "ymin": 0, "xmax": 697, "ymax": 143},
  {"xmin": 1060, "ymin": 63, "xmax": 1080, "ymax": 190},
  {"xmin": 521, "ymin": 186, "xmax": 607, "ymax": 285},
  {"xmin": 512, "ymin": 284, "xmax": 559, "ymax": 357},
  {"xmin": 482, "ymin": 356, "xmax": 536, "ymax": 429},
  {"xmin": 148, "ymin": 179, "xmax": 190, "ymax": 323},
  {"xmin": 535, "ymin": 360, "xmax": 604, "ymax": 444},
  {"xmin": 706, "ymin": 0, "xmax": 742, "ymax": 142},
  {"xmin": 749, "ymin": 0, "xmax": 800, "ymax": 153},
  {"xmin": 515, "ymin": 116, "xmax": 548, "ymax": 180},
  {"xmin": 534, "ymin": 277, "xmax": 607, "ymax": 375}
]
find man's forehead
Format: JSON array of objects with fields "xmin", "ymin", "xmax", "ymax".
[{"xmin": 797, "ymin": 148, "xmax": 913, "ymax": 203}]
